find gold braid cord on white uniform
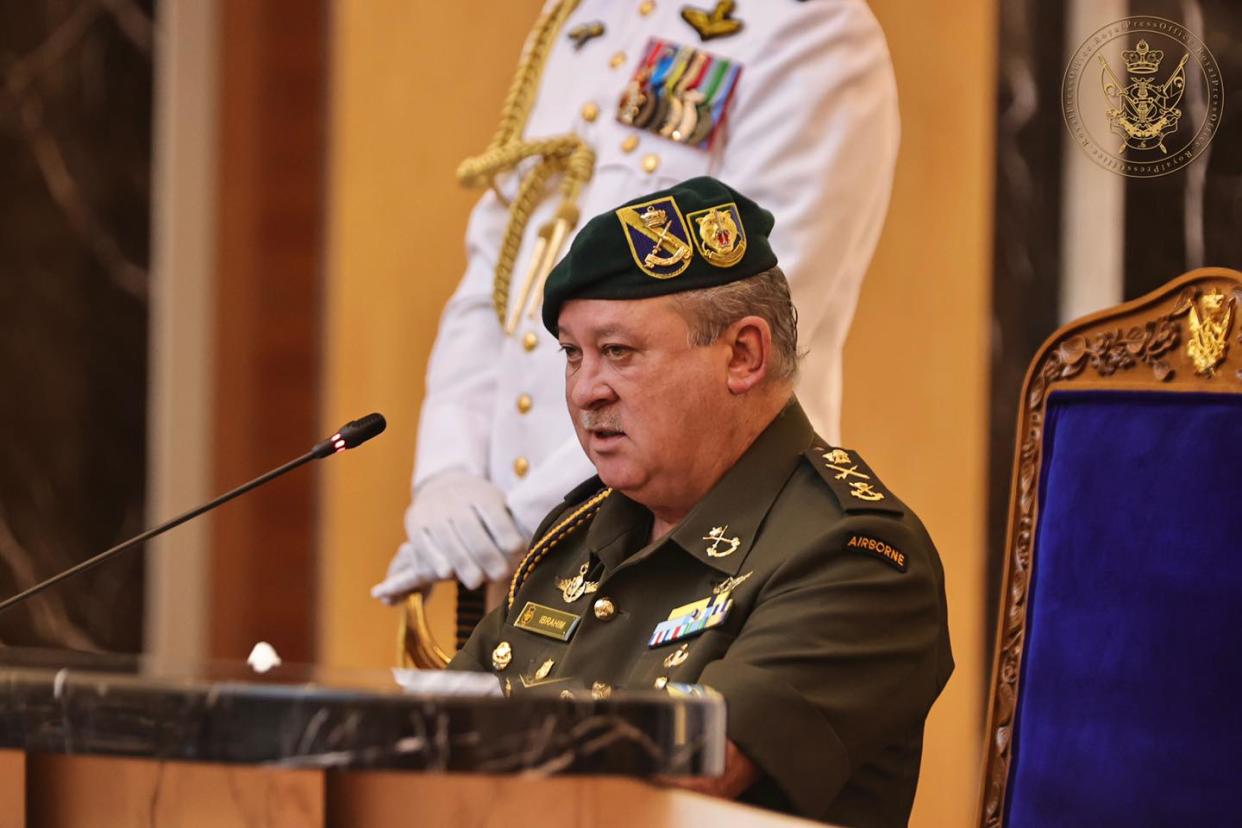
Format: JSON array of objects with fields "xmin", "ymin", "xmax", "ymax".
[{"xmin": 455, "ymin": 0, "xmax": 596, "ymax": 331}]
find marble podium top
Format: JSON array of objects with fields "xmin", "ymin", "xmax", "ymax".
[{"xmin": 0, "ymin": 647, "xmax": 725, "ymax": 776}]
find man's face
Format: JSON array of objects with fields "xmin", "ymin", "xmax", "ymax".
[{"xmin": 556, "ymin": 297, "xmax": 732, "ymax": 505}]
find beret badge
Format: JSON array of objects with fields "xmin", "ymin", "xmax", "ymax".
[
  {"xmin": 687, "ymin": 201, "xmax": 747, "ymax": 267},
  {"xmin": 615, "ymin": 196, "xmax": 694, "ymax": 279}
]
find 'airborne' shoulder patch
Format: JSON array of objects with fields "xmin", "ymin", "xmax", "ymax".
[{"xmin": 846, "ymin": 534, "xmax": 908, "ymax": 572}]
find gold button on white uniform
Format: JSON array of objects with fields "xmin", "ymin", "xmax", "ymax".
[
  {"xmin": 522, "ymin": 331, "xmax": 538, "ymax": 351},
  {"xmin": 514, "ymin": 456, "xmax": 530, "ymax": 478},
  {"xmin": 610, "ymin": 51, "xmax": 626, "ymax": 69},
  {"xmin": 517, "ymin": 393, "xmax": 533, "ymax": 414},
  {"xmin": 639, "ymin": 0, "xmax": 656, "ymax": 15},
  {"xmin": 581, "ymin": 101, "xmax": 600, "ymax": 122},
  {"xmin": 641, "ymin": 153, "xmax": 660, "ymax": 173},
  {"xmin": 593, "ymin": 597, "xmax": 616, "ymax": 621},
  {"xmin": 621, "ymin": 134, "xmax": 639, "ymax": 154}
]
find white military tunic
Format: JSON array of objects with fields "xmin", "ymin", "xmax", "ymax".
[{"xmin": 413, "ymin": 0, "xmax": 899, "ymax": 536}]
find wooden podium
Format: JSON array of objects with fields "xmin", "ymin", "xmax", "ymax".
[{"xmin": 0, "ymin": 648, "xmax": 816, "ymax": 827}]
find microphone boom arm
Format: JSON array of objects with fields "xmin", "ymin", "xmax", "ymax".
[{"xmin": 0, "ymin": 412, "xmax": 386, "ymax": 616}]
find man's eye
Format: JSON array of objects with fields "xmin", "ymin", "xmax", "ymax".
[
  {"xmin": 601, "ymin": 344, "xmax": 631, "ymax": 359},
  {"xmin": 558, "ymin": 343, "xmax": 581, "ymax": 360}
]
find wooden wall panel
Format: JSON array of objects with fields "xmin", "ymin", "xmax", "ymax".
[
  {"xmin": 0, "ymin": 751, "xmax": 23, "ymax": 828},
  {"xmin": 848, "ymin": 2, "xmax": 996, "ymax": 826},
  {"xmin": 211, "ymin": 0, "xmax": 327, "ymax": 663},
  {"xmin": 318, "ymin": 0, "xmax": 545, "ymax": 669}
]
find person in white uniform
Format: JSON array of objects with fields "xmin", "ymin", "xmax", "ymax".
[{"xmin": 373, "ymin": 0, "xmax": 900, "ymax": 603}]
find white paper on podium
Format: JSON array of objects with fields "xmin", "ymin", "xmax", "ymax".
[{"xmin": 390, "ymin": 668, "xmax": 504, "ymax": 697}]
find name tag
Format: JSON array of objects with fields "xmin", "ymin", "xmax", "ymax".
[{"xmin": 513, "ymin": 601, "xmax": 581, "ymax": 642}]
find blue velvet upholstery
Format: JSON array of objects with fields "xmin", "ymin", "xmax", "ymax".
[{"xmin": 1005, "ymin": 390, "xmax": 1242, "ymax": 827}]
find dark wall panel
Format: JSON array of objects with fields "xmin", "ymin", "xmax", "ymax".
[{"xmin": 0, "ymin": 1, "xmax": 154, "ymax": 650}]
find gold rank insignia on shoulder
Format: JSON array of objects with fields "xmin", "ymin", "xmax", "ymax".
[
  {"xmin": 567, "ymin": 21, "xmax": 605, "ymax": 50},
  {"xmin": 805, "ymin": 445, "xmax": 905, "ymax": 516},
  {"xmin": 514, "ymin": 601, "xmax": 581, "ymax": 642},
  {"xmin": 686, "ymin": 202, "xmax": 746, "ymax": 267},
  {"xmin": 616, "ymin": 196, "xmax": 694, "ymax": 279},
  {"xmin": 681, "ymin": 1, "xmax": 744, "ymax": 41},
  {"xmin": 847, "ymin": 534, "xmax": 908, "ymax": 572}
]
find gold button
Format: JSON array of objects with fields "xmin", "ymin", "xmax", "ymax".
[
  {"xmin": 492, "ymin": 641, "xmax": 512, "ymax": 671},
  {"xmin": 653, "ymin": 676, "xmax": 669, "ymax": 690},
  {"xmin": 593, "ymin": 597, "xmax": 616, "ymax": 621},
  {"xmin": 581, "ymin": 102, "xmax": 600, "ymax": 122},
  {"xmin": 591, "ymin": 681, "xmax": 613, "ymax": 700},
  {"xmin": 610, "ymin": 51, "xmax": 626, "ymax": 69},
  {"xmin": 641, "ymin": 153, "xmax": 660, "ymax": 173},
  {"xmin": 560, "ymin": 689, "xmax": 575, "ymax": 700},
  {"xmin": 517, "ymin": 393, "xmax": 533, "ymax": 414},
  {"xmin": 639, "ymin": 0, "xmax": 656, "ymax": 15},
  {"xmin": 522, "ymin": 331, "xmax": 538, "ymax": 351},
  {"xmin": 514, "ymin": 457, "xmax": 530, "ymax": 478},
  {"xmin": 620, "ymin": 134, "xmax": 639, "ymax": 154}
]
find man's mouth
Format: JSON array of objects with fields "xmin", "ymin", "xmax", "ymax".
[{"xmin": 580, "ymin": 411, "xmax": 625, "ymax": 444}]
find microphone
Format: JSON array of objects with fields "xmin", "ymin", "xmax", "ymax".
[
  {"xmin": 311, "ymin": 412, "xmax": 387, "ymax": 458},
  {"xmin": 0, "ymin": 413, "xmax": 387, "ymax": 615}
]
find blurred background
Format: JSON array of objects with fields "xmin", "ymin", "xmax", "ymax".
[{"xmin": 1, "ymin": 1, "xmax": 1239, "ymax": 825}]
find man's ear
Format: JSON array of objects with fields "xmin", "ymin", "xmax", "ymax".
[{"xmin": 724, "ymin": 316, "xmax": 772, "ymax": 395}]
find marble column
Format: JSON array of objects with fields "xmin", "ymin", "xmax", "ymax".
[{"xmin": 0, "ymin": 0, "xmax": 154, "ymax": 651}]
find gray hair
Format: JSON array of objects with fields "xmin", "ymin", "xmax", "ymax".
[{"xmin": 670, "ymin": 266, "xmax": 801, "ymax": 381}]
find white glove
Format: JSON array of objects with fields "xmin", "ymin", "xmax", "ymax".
[{"xmin": 371, "ymin": 471, "xmax": 528, "ymax": 603}]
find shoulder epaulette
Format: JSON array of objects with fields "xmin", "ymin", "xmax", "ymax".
[{"xmin": 804, "ymin": 444, "xmax": 905, "ymax": 516}]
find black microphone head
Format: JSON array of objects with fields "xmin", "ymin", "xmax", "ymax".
[{"xmin": 314, "ymin": 412, "xmax": 386, "ymax": 457}]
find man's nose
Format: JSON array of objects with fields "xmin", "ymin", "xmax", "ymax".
[{"xmin": 569, "ymin": 358, "xmax": 618, "ymax": 410}]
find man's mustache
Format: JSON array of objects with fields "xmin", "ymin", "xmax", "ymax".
[{"xmin": 578, "ymin": 410, "xmax": 624, "ymax": 432}]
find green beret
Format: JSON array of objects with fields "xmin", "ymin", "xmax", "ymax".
[{"xmin": 541, "ymin": 176, "xmax": 778, "ymax": 334}]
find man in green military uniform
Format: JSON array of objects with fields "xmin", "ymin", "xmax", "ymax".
[{"xmin": 449, "ymin": 177, "xmax": 953, "ymax": 827}]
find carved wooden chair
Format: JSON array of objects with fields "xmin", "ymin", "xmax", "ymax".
[
  {"xmin": 399, "ymin": 580, "xmax": 494, "ymax": 668},
  {"xmin": 979, "ymin": 267, "xmax": 1242, "ymax": 826}
]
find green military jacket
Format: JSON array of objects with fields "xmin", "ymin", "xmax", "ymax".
[{"xmin": 450, "ymin": 401, "xmax": 953, "ymax": 826}]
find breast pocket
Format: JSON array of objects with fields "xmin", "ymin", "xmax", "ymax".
[{"xmin": 622, "ymin": 628, "xmax": 737, "ymax": 691}]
